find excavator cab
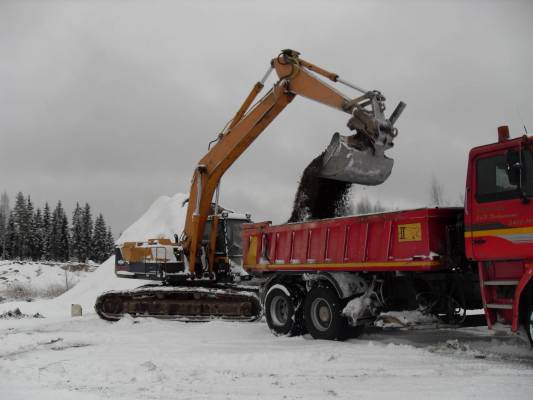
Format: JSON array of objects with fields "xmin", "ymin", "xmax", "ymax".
[
  {"xmin": 201, "ymin": 212, "xmax": 252, "ymax": 279},
  {"xmin": 114, "ymin": 211, "xmax": 251, "ymax": 283}
]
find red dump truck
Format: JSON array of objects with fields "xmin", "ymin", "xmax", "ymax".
[{"xmin": 242, "ymin": 126, "xmax": 533, "ymax": 344}]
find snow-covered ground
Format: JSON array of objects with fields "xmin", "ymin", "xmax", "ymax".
[
  {"xmin": 0, "ymin": 261, "xmax": 95, "ymax": 303},
  {"xmin": 1, "ymin": 193, "xmax": 532, "ymax": 399},
  {"xmin": 1, "ymin": 257, "xmax": 531, "ymax": 400},
  {"xmin": 0, "ymin": 257, "xmax": 148, "ymax": 319},
  {"xmin": 1, "ymin": 304, "xmax": 532, "ymax": 399}
]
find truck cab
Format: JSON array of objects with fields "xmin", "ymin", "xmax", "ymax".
[{"xmin": 464, "ymin": 126, "xmax": 533, "ymax": 339}]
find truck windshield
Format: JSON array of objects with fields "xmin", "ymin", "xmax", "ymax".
[{"xmin": 476, "ymin": 147, "xmax": 533, "ymax": 202}]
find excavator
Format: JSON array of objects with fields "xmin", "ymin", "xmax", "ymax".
[{"xmin": 95, "ymin": 49, "xmax": 405, "ymax": 322}]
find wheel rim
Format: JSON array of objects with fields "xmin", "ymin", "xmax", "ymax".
[
  {"xmin": 310, "ymin": 297, "xmax": 332, "ymax": 332},
  {"xmin": 270, "ymin": 295, "xmax": 290, "ymax": 327}
]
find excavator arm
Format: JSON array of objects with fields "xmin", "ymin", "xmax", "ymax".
[
  {"xmin": 181, "ymin": 50, "xmax": 405, "ymax": 276},
  {"xmin": 96, "ymin": 50, "xmax": 406, "ymax": 323}
]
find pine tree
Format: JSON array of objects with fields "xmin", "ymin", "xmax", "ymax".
[
  {"xmin": 42, "ymin": 202, "xmax": 52, "ymax": 260},
  {"xmin": 23, "ymin": 196, "xmax": 35, "ymax": 259},
  {"xmin": 49, "ymin": 201, "xmax": 67, "ymax": 261},
  {"xmin": 4, "ymin": 212, "xmax": 18, "ymax": 259},
  {"xmin": 71, "ymin": 203, "xmax": 83, "ymax": 262},
  {"xmin": 13, "ymin": 192, "xmax": 27, "ymax": 258},
  {"xmin": 91, "ymin": 214, "xmax": 108, "ymax": 263},
  {"xmin": 58, "ymin": 212, "xmax": 70, "ymax": 261},
  {"xmin": 80, "ymin": 203, "xmax": 93, "ymax": 262},
  {"xmin": 105, "ymin": 226, "xmax": 115, "ymax": 259},
  {"xmin": 0, "ymin": 194, "xmax": 114, "ymax": 262},
  {"xmin": 0, "ymin": 191, "xmax": 9, "ymax": 259},
  {"xmin": 32, "ymin": 208, "xmax": 44, "ymax": 260}
]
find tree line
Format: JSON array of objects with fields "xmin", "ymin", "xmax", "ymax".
[{"xmin": 0, "ymin": 192, "xmax": 114, "ymax": 263}]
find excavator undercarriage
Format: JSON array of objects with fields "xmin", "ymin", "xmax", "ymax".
[{"xmin": 95, "ymin": 283, "xmax": 262, "ymax": 322}]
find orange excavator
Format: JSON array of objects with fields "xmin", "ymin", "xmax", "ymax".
[{"xmin": 95, "ymin": 49, "xmax": 405, "ymax": 321}]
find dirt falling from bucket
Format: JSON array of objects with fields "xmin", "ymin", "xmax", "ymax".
[{"xmin": 288, "ymin": 152, "xmax": 352, "ymax": 223}]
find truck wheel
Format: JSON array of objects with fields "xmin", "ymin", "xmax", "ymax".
[
  {"xmin": 304, "ymin": 286, "xmax": 347, "ymax": 340},
  {"xmin": 264, "ymin": 284, "xmax": 304, "ymax": 337}
]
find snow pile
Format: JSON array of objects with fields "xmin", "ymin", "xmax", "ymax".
[
  {"xmin": 429, "ymin": 339, "xmax": 486, "ymax": 359},
  {"xmin": 117, "ymin": 192, "xmax": 188, "ymax": 244},
  {"xmin": 0, "ymin": 307, "xmax": 44, "ymax": 319},
  {"xmin": 374, "ymin": 310, "xmax": 438, "ymax": 328},
  {"xmin": 343, "ymin": 296, "xmax": 372, "ymax": 325},
  {"xmin": 0, "ymin": 257, "xmax": 145, "ymax": 318},
  {"xmin": 50, "ymin": 257, "xmax": 147, "ymax": 314}
]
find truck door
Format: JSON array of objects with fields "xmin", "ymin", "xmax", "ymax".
[{"xmin": 469, "ymin": 144, "xmax": 533, "ymax": 261}]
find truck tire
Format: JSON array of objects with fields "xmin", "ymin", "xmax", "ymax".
[
  {"xmin": 304, "ymin": 286, "xmax": 347, "ymax": 340},
  {"xmin": 264, "ymin": 284, "xmax": 304, "ymax": 337}
]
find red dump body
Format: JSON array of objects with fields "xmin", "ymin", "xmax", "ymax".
[{"xmin": 242, "ymin": 207, "xmax": 463, "ymax": 274}]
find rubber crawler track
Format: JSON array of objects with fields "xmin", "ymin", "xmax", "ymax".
[{"xmin": 95, "ymin": 284, "xmax": 262, "ymax": 322}]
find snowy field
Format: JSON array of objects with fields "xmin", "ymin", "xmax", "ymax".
[
  {"xmin": 1, "ymin": 194, "xmax": 532, "ymax": 399},
  {"xmin": 0, "ymin": 257, "xmax": 532, "ymax": 400},
  {"xmin": 1, "ymin": 309, "xmax": 532, "ymax": 400},
  {"xmin": 0, "ymin": 260, "xmax": 94, "ymax": 304}
]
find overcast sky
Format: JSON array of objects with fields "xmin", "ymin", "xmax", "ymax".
[{"xmin": 1, "ymin": 0, "xmax": 532, "ymax": 234}]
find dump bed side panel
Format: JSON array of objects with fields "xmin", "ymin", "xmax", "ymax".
[{"xmin": 242, "ymin": 208, "xmax": 463, "ymax": 273}]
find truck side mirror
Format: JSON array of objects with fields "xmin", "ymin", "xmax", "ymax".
[{"xmin": 505, "ymin": 149, "xmax": 521, "ymax": 186}]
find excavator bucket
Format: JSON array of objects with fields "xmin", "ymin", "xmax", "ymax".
[
  {"xmin": 320, "ymin": 132, "xmax": 393, "ymax": 185},
  {"xmin": 320, "ymin": 97, "xmax": 406, "ymax": 185}
]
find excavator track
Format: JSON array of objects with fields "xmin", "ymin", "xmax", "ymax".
[{"xmin": 95, "ymin": 283, "xmax": 262, "ymax": 322}]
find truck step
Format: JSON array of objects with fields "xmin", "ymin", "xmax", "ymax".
[
  {"xmin": 485, "ymin": 303, "xmax": 513, "ymax": 310},
  {"xmin": 483, "ymin": 280, "xmax": 519, "ymax": 286}
]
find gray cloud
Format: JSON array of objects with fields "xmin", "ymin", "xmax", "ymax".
[{"xmin": 1, "ymin": 0, "xmax": 532, "ymax": 233}]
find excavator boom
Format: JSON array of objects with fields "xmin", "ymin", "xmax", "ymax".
[{"xmin": 96, "ymin": 50, "xmax": 405, "ymax": 323}]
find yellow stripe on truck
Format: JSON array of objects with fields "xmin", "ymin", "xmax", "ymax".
[
  {"xmin": 465, "ymin": 226, "xmax": 533, "ymax": 238},
  {"xmin": 248, "ymin": 260, "xmax": 441, "ymax": 269}
]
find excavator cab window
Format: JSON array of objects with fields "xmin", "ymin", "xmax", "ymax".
[
  {"xmin": 202, "ymin": 218, "xmax": 248, "ymax": 257},
  {"xmin": 223, "ymin": 219, "xmax": 246, "ymax": 258},
  {"xmin": 202, "ymin": 220, "xmax": 226, "ymax": 254}
]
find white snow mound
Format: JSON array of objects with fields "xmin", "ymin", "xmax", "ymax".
[
  {"xmin": 117, "ymin": 192, "xmax": 188, "ymax": 244},
  {"xmin": 0, "ymin": 257, "xmax": 144, "ymax": 318}
]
